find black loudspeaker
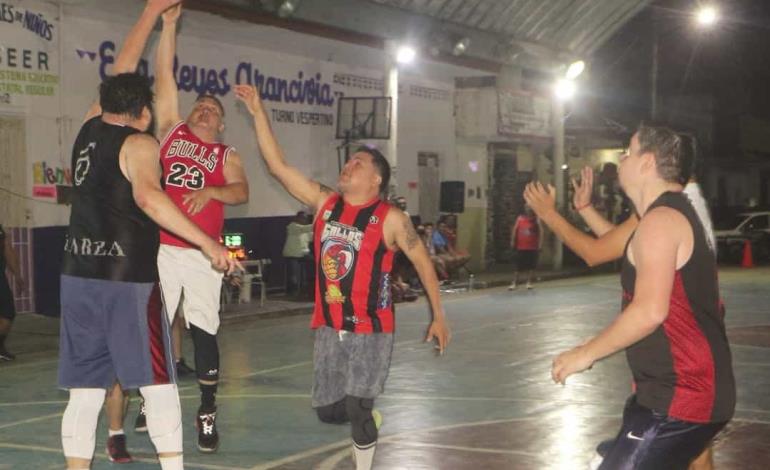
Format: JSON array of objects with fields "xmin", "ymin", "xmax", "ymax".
[{"xmin": 440, "ymin": 181, "xmax": 465, "ymax": 213}]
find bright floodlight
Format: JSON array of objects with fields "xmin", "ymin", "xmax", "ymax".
[
  {"xmin": 277, "ymin": 0, "xmax": 296, "ymax": 18},
  {"xmin": 565, "ymin": 60, "xmax": 585, "ymax": 80},
  {"xmin": 453, "ymin": 37, "xmax": 470, "ymax": 56},
  {"xmin": 554, "ymin": 79, "xmax": 576, "ymax": 101},
  {"xmin": 696, "ymin": 6, "xmax": 718, "ymax": 26},
  {"xmin": 396, "ymin": 45, "xmax": 416, "ymax": 64}
]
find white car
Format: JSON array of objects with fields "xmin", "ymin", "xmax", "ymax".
[{"xmin": 714, "ymin": 211, "xmax": 770, "ymax": 262}]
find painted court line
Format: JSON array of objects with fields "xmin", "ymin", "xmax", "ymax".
[
  {"xmin": 0, "ymin": 412, "xmax": 62, "ymax": 430},
  {"xmin": 0, "ymin": 443, "xmax": 247, "ymax": 470}
]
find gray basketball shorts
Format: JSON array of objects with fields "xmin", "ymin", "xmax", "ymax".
[{"xmin": 312, "ymin": 325, "xmax": 394, "ymax": 408}]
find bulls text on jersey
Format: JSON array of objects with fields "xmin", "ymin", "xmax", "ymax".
[{"xmin": 165, "ymin": 139, "xmax": 219, "ymax": 172}]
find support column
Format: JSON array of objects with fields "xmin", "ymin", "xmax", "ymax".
[
  {"xmin": 384, "ymin": 41, "xmax": 399, "ymax": 195},
  {"xmin": 551, "ymin": 96, "xmax": 565, "ymax": 270}
]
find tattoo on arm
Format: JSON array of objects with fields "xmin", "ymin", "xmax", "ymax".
[
  {"xmin": 403, "ymin": 218, "xmax": 419, "ymax": 251},
  {"xmin": 319, "ymin": 183, "xmax": 334, "ymax": 196}
]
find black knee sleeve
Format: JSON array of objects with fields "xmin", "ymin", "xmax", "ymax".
[
  {"xmin": 315, "ymin": 398, "xmax": 349, "ymax": 424},
  {"xmin": 190, "ymin": 324, "xmax": 219, "ymax": 381},
  {"xmin": 345, "ymin": 396, "xmax": 377, "ymax": 446}
]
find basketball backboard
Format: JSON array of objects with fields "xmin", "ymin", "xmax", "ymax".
[{"xmin": 335, "ymin": 96, "xmax": 391, "ymax": 140}]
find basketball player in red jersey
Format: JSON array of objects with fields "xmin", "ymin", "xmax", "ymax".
[
  {"xmin": 234, "ymin": 84, "xmax": 450, "ymax": 470},
  {"xmin": 136, "ymin": 4, "xmax": 248, "ymax": 454}
]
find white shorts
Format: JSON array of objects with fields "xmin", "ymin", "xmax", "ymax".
[{"xmin": 158, "ymin": 244, "xmax": 223, "ymax": 335}]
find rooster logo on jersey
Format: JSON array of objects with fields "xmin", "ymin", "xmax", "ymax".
[{"xmin": 321, "ymin": 241, "xmax": 354, "ymax": 281}]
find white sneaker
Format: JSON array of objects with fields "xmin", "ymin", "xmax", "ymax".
[
  {"xmin": 526, "ymin": 282, "xmax": 533, "ymax": 290},
  {"xmin": 508, "ymin": 282, "xmax": 518, "ymax": 291}
]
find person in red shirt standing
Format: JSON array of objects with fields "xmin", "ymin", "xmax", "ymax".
[
  {"xmin": 509, "ymin": 206, "xmax": 543, "ymax": 290},
  {"xmin": 132, "ymin": 5, "xmax": 249, "ymax": 454}
]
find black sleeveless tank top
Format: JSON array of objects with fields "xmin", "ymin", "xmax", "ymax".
[{"xmin": 62, "ymin": 117, "xmax": 159, "ymax": 282}]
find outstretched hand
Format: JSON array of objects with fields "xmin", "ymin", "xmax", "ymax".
[
  {"xmin": 161, "ymin": 2, "xmax": 181, "ymax": 23},
  {"xmin": 571, "ymin": 166, "xmax": 593, "ymax": 210},
  {"xmin": 147, "ymin": 0, "xmax": 181, "ymax": 16},
  {"xmin": 523, "ymin": 181, "xmax": 556, "ymax": 218},
  {"xmin": 234, "ymin": 85, "xmax": 263, "ymax": 116}
]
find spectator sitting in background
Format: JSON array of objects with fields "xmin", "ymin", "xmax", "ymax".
[
  {"xmin": 434, "ymin": 219, "xmax": 471, "ymax": 276},
  {"xmin": 282, "ymin": 211, "xmax": 313, "ymax": 297},
  {"xmin": 422, "ymin": 223, "xmax": 449, "ymax": 281}
]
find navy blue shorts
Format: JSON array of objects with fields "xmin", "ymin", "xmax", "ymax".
[
  {"xmin": 598, "ymin": 395, "xmax": 726, "ymax": 470},
  {"xmin": 58, "ymin": 275, "xmax": 176, "ymax": 390}
]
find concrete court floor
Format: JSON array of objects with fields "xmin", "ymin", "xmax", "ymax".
[{"xmin": 0, "ymin": 267, "xmax": 769, "ymax": 469}]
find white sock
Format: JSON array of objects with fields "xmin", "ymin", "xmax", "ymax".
[
  {"xmin": 353, "ymin": 441, "xmax": 376, "ymax": 470},
  {"xmin": 159, "ymin": 454, "xmax": 183, "ymax": 470},
  {"xmin": 108, "ymin": 428, "xmax": 124, "ymax": 437}
]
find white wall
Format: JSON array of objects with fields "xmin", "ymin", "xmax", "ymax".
[{"xmin": 1, "ymin": 0, "xmax": 476, "ymax": 227}]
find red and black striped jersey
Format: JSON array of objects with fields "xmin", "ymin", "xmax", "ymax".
[
  {"xmin": 622, "ymin": 191, "xmax": 735, "ymax": 424},
  {"xmin": 311, "ymin": 194, "xmax": 395, "ymax": 333}
]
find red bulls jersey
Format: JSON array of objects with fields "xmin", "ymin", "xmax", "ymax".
[
  {"xmin": 159, "ymin": 122, "xmax": 231, "ymax": 248},
  {"xmin": 312, "ymin": 194, "xmax": 395, "ymax": 334}
]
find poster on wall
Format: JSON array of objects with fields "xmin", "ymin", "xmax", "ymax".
[
  {"xmin": 0, "ymin": 1, "xmax": 60, "ymax": 107},
  {"xmin": 497, "ymin": 90, "xmax": 551, "ymax": 139}
]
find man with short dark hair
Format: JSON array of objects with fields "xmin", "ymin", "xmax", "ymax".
[
  {"xmin": 234, "ymin": 83, "xmax": 450, "ymax": 470},
  {"xmin": 58, "ymin": 3, "xmax": 238, "ymax": 469}
]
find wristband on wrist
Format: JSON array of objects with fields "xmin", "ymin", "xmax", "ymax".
[{"xmin": 575, "ymin": 202, "xmax": 592, "ymax": 211}]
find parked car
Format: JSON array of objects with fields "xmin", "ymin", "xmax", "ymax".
[{"xmin": 714, "ymin": 211, "xmax": 770, "ymax": 263}]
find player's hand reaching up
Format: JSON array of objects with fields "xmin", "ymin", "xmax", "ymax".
[
  {"xmin": 234, "ymin": 85, "xmax": 263, "ymax": 116},
  {"xmin": 147, "ymin": 0, "xmax": 181, "ymax": 16},
  {"xmin": 572, "ymin": 166, "xmax": 594, "ymax": 211},
  {"xmin": 161, "ymin": 2, "xmax": 181, "ymax": 23},
  {"xmin": 523, "ymin": 181, "xmax": 556, "ymax": 218}
]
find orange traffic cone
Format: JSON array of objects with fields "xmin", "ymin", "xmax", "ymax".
[{"xmin": 741, "ymin": 239, "xmax": 754, "ymax": 268}]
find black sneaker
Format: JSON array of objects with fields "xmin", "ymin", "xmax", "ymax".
[
  {"xmin": 106, "ymin": 434, "xmax": 133, "ymax": 463},
  {"xmin": 0, "ymin": 346, "xmax": 16, "ymax": 361},
  {"xmin": 176, "ymin": 358, "xmax": 195, "ymax": 376},
  {"xmin": 134, "ymin": 399, "xmax": 147, "ymax": 433},
  {"xmin": 196, "ymin": 406, "xmax": 219, "ymax": 453}
]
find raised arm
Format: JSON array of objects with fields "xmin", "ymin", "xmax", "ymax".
[
  {"xmin": 182, "ymin": 150, "xmax": 249, "ymax": 215},
  {"xmin": 234, "ymin": 84, "xmax": 333, "ymax": 212},
  {"xmin": 84, "ymin": 0, "xmax": 180, "ymax": 123},
  {"xmin": 155, "ymin": 3, "xmax": 182, "ymax": 138},
  {"xmin": 571, "ymin": 167, "xmax": 615, "ymax": 236},
  {"xmin": 551, "ymin": 208, "xmax": 683, "ymax": 384},
  {"xmin": 524, "ymin": 181, "xmax": 638, "ymax": 266},
  {"xmin": 385, "ymin": 209, "xmax": 451, "ymax": 353},
  {"xmin": 120, "ymin": 134, "xmax": 239, "ymax": 274}
]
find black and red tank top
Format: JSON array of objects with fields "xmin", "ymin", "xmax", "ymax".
[
  {"xmin": 621, "ymin": 191, "xmax": 735, "ymax": 423},
  {"xmin": 312, "ymin": 194, "xmax": 395, "ymax": 333}
]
